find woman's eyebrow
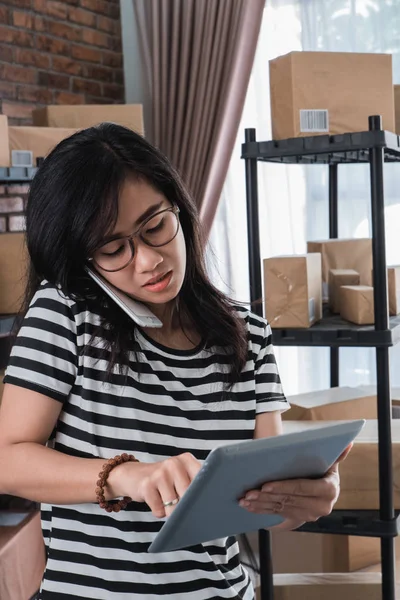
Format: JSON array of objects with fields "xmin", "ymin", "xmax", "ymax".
[{"xmin": 103, "ymin": 201, "xmax": 165, "ymax": 242}]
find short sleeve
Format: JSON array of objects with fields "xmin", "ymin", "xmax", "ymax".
[
  {"xmin": 4, "ymin": 283, "xmax": 78, "ymax": 403},
  {"xmin": 253, "ymin": 321, "xmax": 289, "ymax": 415}
]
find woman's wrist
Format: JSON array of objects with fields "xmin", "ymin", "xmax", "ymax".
[{"xmin": 105, "ymin": 459, "xmax": 143, "ymax": 501}]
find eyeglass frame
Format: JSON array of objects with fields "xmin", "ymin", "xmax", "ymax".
[{"xmin": 88, "ymin": 204, "xmax": 181, "ymax": 273}]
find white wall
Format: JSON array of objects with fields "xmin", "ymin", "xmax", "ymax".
[{"xmin": 119, "ymin": 0, "xmax": 152, "ymax": 139}]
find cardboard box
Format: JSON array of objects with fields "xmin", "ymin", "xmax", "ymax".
[
  {"xmin": 263, "ymin": 254, "xmax": 322, "ymax": 328},
  {"xmin": 0, "ymin": 233, "xmax": 28, "ymax": 314},
  {"xmin": 0, "ymin": 511, "xmax": 45, "ymax": 600},
  {"xmin": 283, "ymin": 386, "xmax": 378, "ymax": 421},
  {"xmin": 388, "ymin": 266, "xmax": 400, "ymax": 315},
  {"xmin": 269, "ymin": 51, "xmax": 394, "ymax": 140},
  {"xmin": 329, "ymin": 269, "xmax": 360, "ymax": 313},
  {"xmin": 9, "ymin": 126, "xmax": 78, "ymax": 165},
  {"xmin": 0, "ymin": 115, "xmax": 10, "ymax": 167},
  {"xmin": 307, "ymin": 238, "xmax": 372, "ymax": 301},
  {"xmin": 259, "ymin": 573, "xmax": 382, "ymax": 600},
  {"xmin": 340, "ymin": 285, "xmax": 374, "ymax": 325},
  {"xmin": 282, "ymin": 419, "xmax": 400, "ymax": 510},
  {"xmin": 242, "ymin": 529, "xmax": 385, "ymax": 575},
  {"xmin": 395, "ymin": 85, "xmax": 400, "ymax": 134},
  {"xmin": 32, "ymin": 104, "xmax": 145, "ymax": 136}
]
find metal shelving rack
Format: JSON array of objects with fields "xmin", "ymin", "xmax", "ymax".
[
  {"xmin": 242, "ymin": 115, "xmax": 399, "ymax": 600},
  {"xmin": 0, "ymin": 167, "xmax": 36, "ymax": 370}
]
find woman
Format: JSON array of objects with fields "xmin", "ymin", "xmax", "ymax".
[{"xmin": 0, "ymin": 124, "xmax": 344, "ymax": 599}]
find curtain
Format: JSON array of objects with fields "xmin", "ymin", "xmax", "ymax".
[
  {"xmin": 208, "ymin": 0, "xmax": 400, "ymax": 395},
  {"xmin": 133, "ymin": 0, "xmax": 265, "ymax": 236}
]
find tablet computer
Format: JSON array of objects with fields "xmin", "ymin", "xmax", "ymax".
[{"xmin": 148, "ymin": 419, "xmax": 365, "ymax": 553}]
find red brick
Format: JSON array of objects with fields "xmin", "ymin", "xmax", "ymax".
[
  {"xmin": 48, "ymin": 20, "xmax": 81, "ymax": 42},
  {"xmin": 85, "ymin": 65, "xmax": 113, "ymax": 82},
  {"xmin": 34, "ymin": 16, "xmax": 46, "ymax": 31},
  {"xmin": 107, "ymin": 3, "xmax": 119, "ymax": 19},
  {"xmin": 54, "ymin": 91, "xmax": 85, "ymax": 104},
  {"xmin": 0, "ymin": 45, "xmax": 13, "ymax": 62},
  {"xmin": 81, "ymin": 0, "xmax": 108, "ymax": 14},
  {"xmin": 109, "ymin": 36, "xmax": 121, "ymax": 53},
  {"xmin": 0, "ymin": 26, "xmax": 35, "ymax": 47},
  {"xmin": 102, "ymin": 83, "xmax": 124, "ymax": 101},
  {"xmin": 0, "ymin": 6, "xmax": 10, "ymax": 24},
  {"xmin": 6, "ymin": 185, "xmax": 30, "ymax": 194},
  {"xmin": 71, "ymin": 44, "xmax": 101, "ymax": 63},
  {"xmin": 72, "ymin": 78, "xmax": 101, "ymax": 96},
  {"xmin": 8, "ymin": 216, "xmax": 26, "ymax": 232},
  {"xmin": 0, "ymin": 218, "xmax": 6, "ymax": 233},
  {"xmin": 14, "ymin": 48, "xmax": 51, "ymax": 69},
  {"xmin": 38, "ymin": 71, "xmax": 70, "ymax": 90},
  {"xmin": 82, "ymin": 28, "xmax": 109, "ymax": 48},
  {"xmin": 47, "ymin": 1, "xmax": 68, "ymax": 18},
  {"xmin": 97, "ymin": 14, "xmax": 117, "ymax": 33},
  {"xmin": 102, "ymin": 50, "xmax": 122, "ymax": 69},
  {"xmin": 85, "ymin": 96, "xmax": 110, "ymax": 105},
  {"xmin": 68, "ymin": 7, "xmax": 96, "ymax": 27},
  {"xmin": 0, "ymin": 186, "xmax": 6, "ymax": 194},
  {"xmin": 13, "ymin": 11, "xmax": 33, "ymax": 28},
  {"xmin": 113, "ymin": 69, "xmax": 124, "ymax": 85},
  {"xmin": 0, "ymin": 197, "xmax": 24, "ymax": 213},
  {"xmin": 2, "ymin": 101, "xmax": 36, "ymax": 119},
  {"xmin": 36, "ymin": 34, "xmax": 70, "ymax": 55},
  {"xmin": 0, "ymin": 82, "xmax": 17, "ymax": 100},
  {"xmin": 0, "ymin": 64, "xmax": 36, "ymax": 84},
  {"xmin": 18, "ymin": 85, "xmax": 54, "ymax": 104},
  {"xmin": 1, "ymin": 0, "xmax": 31, "ymax": 8},
  {"xmin": 52, "ymin": 56, "xmax": 83, "ymax": 76}
]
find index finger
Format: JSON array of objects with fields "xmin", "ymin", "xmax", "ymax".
[{"xmin": 261, "ymin": 476, "xmax": 329, "ymax": 497}]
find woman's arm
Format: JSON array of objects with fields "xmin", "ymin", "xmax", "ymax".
[{"xmin": 0, "ymin": 383, "xmax": 201, "ymax": 516}]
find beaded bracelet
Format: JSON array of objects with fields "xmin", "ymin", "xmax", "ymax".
[{"xmin": 95, "ymin": 453, "xmax": 139, "ymax": 513}]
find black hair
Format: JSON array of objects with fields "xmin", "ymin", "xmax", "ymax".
[{"xmin": 22, "ymin": 123, "xmax": 248, "ymax": 387}]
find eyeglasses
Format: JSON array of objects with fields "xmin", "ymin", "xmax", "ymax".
[{"xmin": 89, "ymin": 205, "xmax": 180, "ymax": 272}]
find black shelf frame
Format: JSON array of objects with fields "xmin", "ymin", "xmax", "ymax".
[{"xmin": 242, "ymin": 116, "xmax": 397, "ymax": 600}]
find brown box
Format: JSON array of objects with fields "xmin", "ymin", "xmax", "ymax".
[
  {"xmin": 259, "ymin": 573, "xmax": 382, "ymax": 600},
  {"xmin": 32, "ymin": 104, "xmax": 145, "ymax": 136},
  {"xmin": 9, "ymin": 126, "xmax": 79, "ymax": 164},
  {"xmin": 388, "ymin": 266, "xmax": 400, "ymax": 315},
  {"xmin": 263, "ymin": 254, "xmax": 322, "ymax": 328},
  {"xmin": 269, "ymin": 51, "xmax": 394, "ymax": 140},
  {"xmin": 394, "ymin": 85, "xmax": 400, "ymax": 134},
  {"xmin": 329, "ymin": 269, "xmax": 360, "ymax": 313},
  {"xmin": 0, "ymin": 511, "xmax": 45, "ymax": 600},
  {"xmin": 282, "ymin": 419, "xmax": 400, "ymax": 510},
  {"xmin": 0, "ymin": 233, "xmax": 28, "ymax": 314},
  {"xmin": 340, "ymin": 285, "xmax": 374, "ymax": 325},
  {"xmin": 0, "ymin": 115, "xmax": 10, "ymax": 167},
  {"xmin": 307, "ymin": 238, "xmax": 372, "ymax": 301},
  {"xmin": 283, "ymin": 386, "xmax": 378, "ymax": 421}
]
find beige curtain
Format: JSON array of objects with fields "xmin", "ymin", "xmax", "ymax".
[{"xmin": 133, "ymin": 0, "xmax": 265, "ymax": 236}]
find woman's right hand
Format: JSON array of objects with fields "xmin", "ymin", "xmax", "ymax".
[{"xmin": 109, "ymin": 453, "xmax": 202, "ymax": 518}]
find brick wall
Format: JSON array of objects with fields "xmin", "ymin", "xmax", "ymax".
[
  {"xmin": 0, "ymin": 0, "xmax": 125, "ymax": 126},
  {"xmin": 0, "ymin": 183, "xmax": 29, "ymax": 232}
]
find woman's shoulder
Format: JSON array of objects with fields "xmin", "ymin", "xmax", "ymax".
[
  {"xmin": 29, "ymin": 280, "xmax": 90, "ymax": 320},
  {"xmin": 234, "ymin": 304, "xmax": 269, "ymax": 331}
]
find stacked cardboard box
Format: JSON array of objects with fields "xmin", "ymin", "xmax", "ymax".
[
  {"xmin": 269, "ymin": 51, "xmax": 394, "ymax": 139},
  {"xmin": 263, "ymin": 254, "xmax": 322, "ymax": 328}
]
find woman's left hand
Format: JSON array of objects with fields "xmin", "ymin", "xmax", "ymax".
[{"xmin": 239, "ymin": 444, "xmax": 352, "ymax": 531}]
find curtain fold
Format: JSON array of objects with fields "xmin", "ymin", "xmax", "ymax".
[{"xmin": 133, "ymin": 0, "xmax": 265, "ymax": 236}]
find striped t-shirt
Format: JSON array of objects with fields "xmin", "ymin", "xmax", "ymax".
[{"xmin": 4, "ymin": 281, "xmax": 287, "ymax": 600}]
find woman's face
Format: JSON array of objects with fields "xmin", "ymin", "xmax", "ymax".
[{"xmin": 94, "ymin": 178, "xmax": 186, "ymax": 317}]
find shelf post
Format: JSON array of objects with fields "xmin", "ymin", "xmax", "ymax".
[
  {"xmin": 369, "ymin": 114, "xmax": 396, "ymax": 600},
  {"xmin": 244, "ymin": 128, "xmax": 274, "ymax": 600},
  {"xmin": 329, "ymin": 163, "xmax": 339, "ymax": 387}
]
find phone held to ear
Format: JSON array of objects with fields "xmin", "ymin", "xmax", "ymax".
[{"xmin": 85, "ymin": 267, "xmax": 163, "ymax": 328}]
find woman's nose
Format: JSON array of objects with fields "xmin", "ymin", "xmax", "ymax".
[{"xmin": 134, "ymin": 240, "xmax": 163, "ymax": 273}]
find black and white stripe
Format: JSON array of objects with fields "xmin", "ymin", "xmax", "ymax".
[{"xmin": 4, "ymin": 282, "xmax": 287, "ymax": 600}]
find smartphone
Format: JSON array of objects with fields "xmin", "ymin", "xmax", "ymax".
[{"xmin": 85, "ymin": 267, "xmax": 163, "ymax": 328}]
